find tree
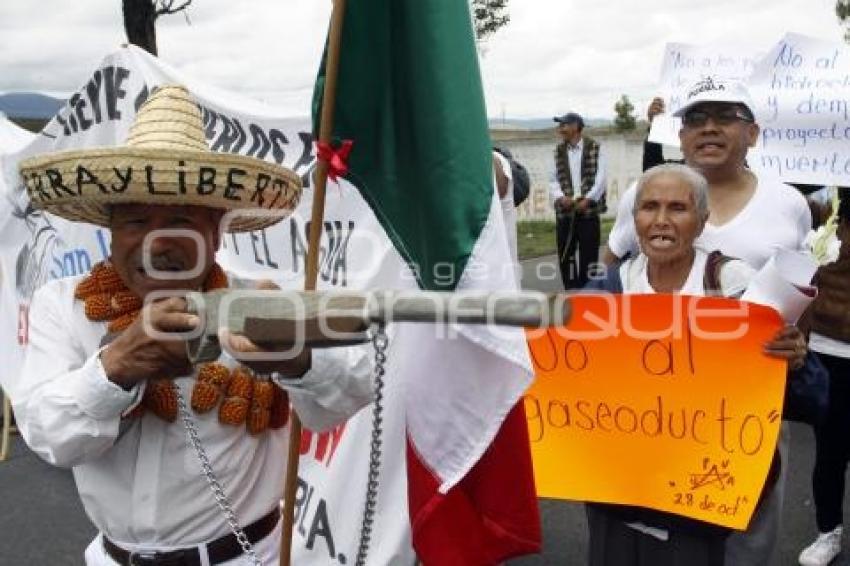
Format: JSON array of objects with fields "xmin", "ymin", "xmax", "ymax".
[
  {"xmin": 122, "ymin": 0, "xmax": 192, "ymax": 55},
  {"xmin": 614, "ymin": 95, "xmax": 637, "ymax": 132},
  {"xmin": 838, "ymin": 0, "xmax": 850, "ymax": 42},
  {"xmin": 122, "ymin": 1, "xmax": 506, "ymax": 55},
  {"xmin": 471, "ymin": 0, "xmax": 510, "ymax": 40}
]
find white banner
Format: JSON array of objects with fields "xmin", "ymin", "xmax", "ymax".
[
  {"xmin": 0, "ymin": 45, "xmax": 415, "ymax": 565},
  {"xmin": 748, "ymin": 32, "xmax": 850, "ymax": 185},
  {"xmin": 0, "ymin": 114, "xmax": 34, "ymax": 152},
  {"xmin": 649, "ymin": 42, "xmax": 759, "ymax": 146}
]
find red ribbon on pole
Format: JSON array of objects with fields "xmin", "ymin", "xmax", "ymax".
[{"xmin": 316, "ymin": 139, "xmax": 354, "ymax": 182}]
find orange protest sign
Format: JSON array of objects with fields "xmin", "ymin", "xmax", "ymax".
[{"xmin": 525, "ymin": 294, "xmax": 785, "ymax": 530}]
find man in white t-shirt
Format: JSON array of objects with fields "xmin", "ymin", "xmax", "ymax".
[
  {"xmin": 607, "ymin": 80, "xmax": 810, "ymax": 270},
  {"xmin": 604, "ymin": 78, "xmax": 811, "ymax": 566}
]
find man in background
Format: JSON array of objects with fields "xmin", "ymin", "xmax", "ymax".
[{"xmin": 549, "ymin": 112, "xmax": 607, "ymax": 289}]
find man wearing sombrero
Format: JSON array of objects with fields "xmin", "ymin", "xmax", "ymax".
[{"xmin": 13, "ymin": 86, "xmax": 373, "ymax": 565}]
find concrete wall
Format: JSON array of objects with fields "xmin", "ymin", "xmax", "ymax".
[{"xmin": 492, "ymin": 127, "xmax": 648, "ymax": 220}]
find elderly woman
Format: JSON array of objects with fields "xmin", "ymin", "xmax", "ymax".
[{"xmin": 584, "ymin": 163, "xmax": 806, "ymax": 566}]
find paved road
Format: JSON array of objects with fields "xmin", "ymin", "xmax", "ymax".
[
  {"xmin": 0, "ymin": 255, "xmax": 846, "ymax": 565},
  {"xmin": 0, "ymin": 438, "xmax": 96, "ymax": 565}
]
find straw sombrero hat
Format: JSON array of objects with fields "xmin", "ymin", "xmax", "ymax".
[{"xmin": 18, "ymin": 85, "xmax": 302, "ymax": 232}]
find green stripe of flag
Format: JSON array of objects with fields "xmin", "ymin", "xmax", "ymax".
[{"xmin": 313, "ymin": 0, "xmax": 493, "ymax": 291}]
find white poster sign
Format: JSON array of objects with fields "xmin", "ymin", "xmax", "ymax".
[
  {"xmin": 649, "ymin": 42, "xmax": 759, "ymax": 146},
  {"xmin": 748, "ymin": 32, "xmax": 850, "ymax": 186}
]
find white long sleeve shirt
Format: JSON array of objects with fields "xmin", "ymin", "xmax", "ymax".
[
  {"xmin": 547, "ymin": 137, "xmax": 607, "ymax": 206},
  {"xmin": 13, "ymin": 274, "xmax": 373, "ymax": 549}
]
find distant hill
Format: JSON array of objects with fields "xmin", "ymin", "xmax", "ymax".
[
  {"xmin": 0, "ymin": 92, "xmax": 65, "ymax": 120},
  {"xmin": 489, "ymin": 117, "xmax": 611, "ymax": 131}
]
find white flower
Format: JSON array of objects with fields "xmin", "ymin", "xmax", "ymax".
[
  {"xmin": 825, "ymin": 237, "xmax": 841, "ymax": 264},
  {"xmin": 803, "ymin": 227, "xmax": 821, "ymax": 251},
  {"xmin": 805, "ymin": 188, "xmax": 843, "ymax": 266}
]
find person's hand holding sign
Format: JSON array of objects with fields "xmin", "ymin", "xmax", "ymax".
[
  {"xmin": 764, "ymin": 325, "xmax": 807, "ymax": 371},
  {"xmin": 647, "ymin": 96, "xmax": 665, "ymax": 122}
]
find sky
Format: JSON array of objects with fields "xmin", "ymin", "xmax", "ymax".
[{"xmin": 0, "ymin": 0, "xmax": 845, "ymax": 121}]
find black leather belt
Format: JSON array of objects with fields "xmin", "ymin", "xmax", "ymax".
[{"xmin": 102, "ymin": 508, "xmax": 279, "ymax": 566}]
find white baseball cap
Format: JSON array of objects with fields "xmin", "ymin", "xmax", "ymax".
[{"xmin": 672, "ymin": 77, "xmax": 756, "ymax": 120}]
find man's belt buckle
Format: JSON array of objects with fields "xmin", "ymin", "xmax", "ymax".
[
  {"xmin": 128, "ymin": 549, "xmax": 188, "ymax": 566},
  {"xmin": 128, "ymin": 550, "xmax": 156, "ymax": 565}
]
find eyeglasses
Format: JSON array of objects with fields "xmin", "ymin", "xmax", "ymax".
[{"xmin": 681, "ymin": 108, "xmax": 754, "ymax": 128}]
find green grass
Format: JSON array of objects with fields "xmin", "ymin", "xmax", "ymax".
[
  {"xmin": 516, "ymin": 220, "xmax": 557, "ymax": 260},
  {"xmin": 517, "ymin": 218, "xmax": 614, "ymax": 260}
]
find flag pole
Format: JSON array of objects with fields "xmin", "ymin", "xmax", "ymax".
[{"xmin": 280, "ymin": 0, "xmax": 348, "ymax": 564}]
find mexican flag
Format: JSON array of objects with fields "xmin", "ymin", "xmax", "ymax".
[{"xmin": 313, "ymin": 1, "xmax": 541, "ymax": 563}]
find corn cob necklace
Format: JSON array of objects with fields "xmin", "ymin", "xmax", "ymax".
[{"xmin": 76, "ymin": 260, "xmax": 289, "ymax": 435}]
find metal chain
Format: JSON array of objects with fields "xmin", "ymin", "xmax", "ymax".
[
  {"xmin": 175, "ymin": 388, "xmax": 261, "ymax": 566},
  {"xmin": 354, "ymin": 325, "xmax": 388, "ymax": 566}
]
